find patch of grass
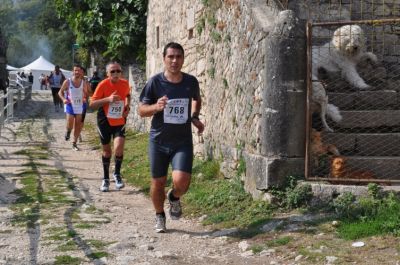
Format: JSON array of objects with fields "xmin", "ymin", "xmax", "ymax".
[
  {"xmin": 250, "ymin": 244, "xmax": 264, "ymax": 254},
  {"xmin": 45, "ymin": 230, "xmax": 70, "ymax": 241},
  {"xmin": 87, "ymin": 239, "xmax": 114, "ymax": 249},
  {"xmin": 184, "ymin": 171, "xmax": 272, "ymax": 229},
  {"xmin": 88, "ymin": 251, "xmax": 108, "ymax": 259},
  {"xmin": 266, "ymin": 236, "xmax": 292, "ymax": 247},
  {"xmin": 210, "ymin": 31, "xmax": 222, "ymax": 42},
  {"xmin": 248, "ymin": 236, "xmax": 293, "ymax": 254},
  {"xmin": 56, "ymin": 240, "xmax": 79, "ymax": 252},
  {"xmin": 14, "ymin": 149, "xmax": 49, "ymax": 160},
  {"xmin": 54, "ymin": 255, "xmax": 82, "ymax": 265},
  {"xmin": 334, "ymin": 185, "xmax": 400, "ymax": 240},
  {"xmin": 222, "ymin": 78, "xmax": 228, "ymax": 89},
  {"xmin": 67, "ymin": 229, "xmax": 77, "ymax": 238},
  {"xmin": 121, "ymin": 131, "xmax": 152, "ymax": 193},
  {"xmin": 268, "ymin": 175, "xmax": 312, "ymax": 210},
  {"xmin": 207, "ymin": 67, "xmax": 215, "ymax": 79},
  {"xmin": 197, "ymin": 17, "xmax": 206, "ymax": 35}
]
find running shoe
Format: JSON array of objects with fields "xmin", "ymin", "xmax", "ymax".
[
  {"xmin": 65, "ymin": 131, "xmax": 71, "ymax": 141},
  {"xmin": 167, "ymin": 189, "xmax": 182, "ymax": 220},
  {"xmin": 113, "ymin": 173, "xmax": 125, "ymax": 190},
  {"xmin": 100, "ymin": 179, "xmax": 110, "ymax": 192},
  {"xmin": 155, "ymin": 214, "xmax": 166, "ymax": 233},
  {"xmin": 72, "ymin": 142, "xmax": 79, "ymax": 151}
]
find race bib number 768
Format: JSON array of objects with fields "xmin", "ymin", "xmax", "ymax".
[{"xmin": 164, "ymin": 98, "xmax": 189, "ymax": 124}]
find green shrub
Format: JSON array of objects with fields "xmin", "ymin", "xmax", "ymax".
[
  {"xmin": 285, "ymin": 183, "xmax": 313, "ymax": 209},
  {"xmin": 332, "ymin": 192, "xmax": 357, "ymax": 219},
  {"xmin": 268, "ymin": 175, "xmax": 311, "ymax": 209}
]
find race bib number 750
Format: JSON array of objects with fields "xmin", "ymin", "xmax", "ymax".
[{"xmin": 107, "ymin": 100, "xmax": 124, "ymax": 119}]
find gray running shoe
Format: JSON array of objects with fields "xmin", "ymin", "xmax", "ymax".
[
  {"xmin": 72, "ymin": 142, "xmax": 79, "ymax": 151},
  {"xmin": 100, "ymin": 179, "xmax": 110, "ymax": 192},
  {"xmin": 155, "ymin": 214, "xmax": 166, "ymax": 233},
  {"xmin": 167, "ymin": 189, "xmax": 182, "ymax": 220},
  {"xmin": 113, "ymin": 174, "xmax": 125, "ymax": 190}
]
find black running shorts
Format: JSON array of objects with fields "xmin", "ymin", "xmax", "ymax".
[
  {"xmin": 149, "ymin": 139, "xmax": 193, "ymax": 178},
  {"xmin": 97, "ymin": 120, "xmax": 126, "ymax": 145}
]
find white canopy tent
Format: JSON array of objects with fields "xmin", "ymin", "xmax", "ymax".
[
  {"xmin": 20, "ymin": 56, "xmax": 72, "ymax": 90},
  {"xmin": 6, "ymin": 64, "xmax": 19, "ymax": 71}
]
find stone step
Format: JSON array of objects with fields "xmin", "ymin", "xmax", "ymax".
[
  {"xmin": 328, "ymin": 90, "xmax": 400, "ymax": 110},
  {"xmin": 331, "ymin": 156, "xmax": 400, "ymax": 180},
  {"xmin": 311, "ymin": 155, "xmax": 400, "ymax": 180},
  {"xmin": 323, "ymin": 133, "xmax": 400, "ymax": 156},
  {"xmin": 337, "ymin": 110, "xmax": 400, "ymax": 128}
]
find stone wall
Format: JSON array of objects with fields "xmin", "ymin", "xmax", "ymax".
[
  {"xmin": 137, "ymin": 0, "xmax": 400, "ymax": 198},
  {"xmin": 143, "ymin": 0, "xmax": 308, "ymax": 199},
  {"xmin": 127, "ymin": 64, "xmax": 148, "ymax": 132}
]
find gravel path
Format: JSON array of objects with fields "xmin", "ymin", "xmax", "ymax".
[{"xmin": 0, "ymin": 91, "xmax": 278, "ymax": 265}]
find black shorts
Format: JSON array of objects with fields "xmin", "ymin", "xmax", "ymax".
[
  {"xmin": 97, "ymin": 119, "xmax": 126, "ymax": 145},
  {"xmin": 149, "ymin": 139, "xmax": 193, "ymax": 178}
]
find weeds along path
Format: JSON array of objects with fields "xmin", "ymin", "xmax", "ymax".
[{"xmin": 0, "ymin": 91, "xmax": 275, "ymax": 265}]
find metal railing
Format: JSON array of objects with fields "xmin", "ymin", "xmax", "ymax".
[{"xmin": 0, "ymin": 74, "xmax": 32, "ymax": 137}]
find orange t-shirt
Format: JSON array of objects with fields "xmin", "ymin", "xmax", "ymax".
[{"xmin": 91, "ymin": 78, "xmax": 130, "ymax": 126}]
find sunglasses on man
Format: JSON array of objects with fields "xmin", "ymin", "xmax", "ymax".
[{"xmin": 110, "ymin": 69, "xmax": 122, "ymax": 74}]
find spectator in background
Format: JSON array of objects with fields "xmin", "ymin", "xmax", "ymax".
[
  {"xmin": 20, "ymin": 72, "xmax": 26, "ymax": 79},
  {"xmin": 89, "ymin": 71, "xmax": 102, "ymax": 95},
  {"xmin": 28, "ymin": 72, "xmax": 33, "ymax": 84},
  {"xmin": 39, "ymin": 74, "xmax": 46, "ymax": 90},
  {"xmin": 48, "ymin": 65, "xmax": 66, "ymax": 112},
  {"xmin": 0, "ymin": 77, "xmax": 6, "ymax": 93}
]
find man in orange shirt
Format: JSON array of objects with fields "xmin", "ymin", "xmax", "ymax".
[{"xmin": 90, "ymin": 62, "xmax": 131, "ymax": 192}]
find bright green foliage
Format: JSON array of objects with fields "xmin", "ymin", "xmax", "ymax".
[
  {"xmin": 54, "ymin": 0, "xmax": 148, "ymax": 65},
  {"xmin": 184, "ymin": 162, "xmax": 272, "ymax": 228},
  {"xmin": 0, "ymin": 0, "xmax": 75, "ymax": 68},
  {"xmin": 268, "ymin": 175, "xmax": 312, "ymax": 209},
  {"xmin": 335, "ymin": 189, "xmax": 400, "ymax": 240}
]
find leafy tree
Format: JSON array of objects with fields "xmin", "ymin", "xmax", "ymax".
[
  {"xmin": 0, "ymin": 0, "xmax": 75, "ymax": 68},
  {"xmin": 54, "ymin": 0, "xmax": 148, "ymax": 66}
]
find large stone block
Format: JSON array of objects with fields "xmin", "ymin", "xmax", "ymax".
[{"xmin": 244, "ymin": 152, "xmax": 305, "ymax": 198}]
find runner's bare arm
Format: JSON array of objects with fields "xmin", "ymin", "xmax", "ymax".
[
  {"xmin": 138, "ymin": 95, "xmax": 168, "ymax": 117},
  {"xmin": 191, "ymin": 97, "xmax": 204, "ymax": 134},
  {"xmin": 89, "ymin": 91, "xmax": 121, "ymax": 109},
  {"xmin": 58, "ymin": 80, "xmax": 69, "ymax": 103}
]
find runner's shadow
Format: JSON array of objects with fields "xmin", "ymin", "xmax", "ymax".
[
  {"xmin": 165, "ymin": 228, "xmax": 213, "ymax": 237},
  {"xmin": 0, "ymin": 174, "xmax": 17, "ymax": 204}
]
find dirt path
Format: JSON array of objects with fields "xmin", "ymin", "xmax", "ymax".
[{"xmin": 0, "ymin": 91, "xmax": 278, "ymax": 265}]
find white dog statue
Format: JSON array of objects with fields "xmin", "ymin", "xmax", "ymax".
[{"xmin": 311, "ymin": 24, "xmax": 377, "ymax": 132}]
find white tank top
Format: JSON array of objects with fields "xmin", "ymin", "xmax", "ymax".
[{"xmin": 68, "ymin": 78, "xmax": 84, "ymax": 114}]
